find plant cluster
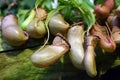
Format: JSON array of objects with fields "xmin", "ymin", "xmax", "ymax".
[{"xmin": 1, "ymin": 0, "xmax": 120, "ymax": 78}]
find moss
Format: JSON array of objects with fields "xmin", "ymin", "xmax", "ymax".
[{"xmin": 0, "ymin": 32, "xmax": 120, "ymax": 80}]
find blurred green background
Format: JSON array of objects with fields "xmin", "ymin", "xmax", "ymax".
[{"xmin": 0, "ymin": 0, "xmax": 36, "ymax": 15}]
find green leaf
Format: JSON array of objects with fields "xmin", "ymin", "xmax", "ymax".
[
  {"xmin": 41, "ymin": 0, "xmax": 53, "ymax": 11},
  {"xmin": 84, "ymin": 0, "xmax": 94, "ymax": 7},
  {"xmin": 61, "ymin": 6, "xmax": 72, "ymax": 21},
  {"xmin": 34, "ymin": 0, "xmax": 43, "ymax": 9},
  {"xmin": 94, "ymin": 0, "xmax": 104, "ymax": 4},
  {"xmin": 71, "ymin": 0, "xmax": 95, "ymax": 34},
  {"xmin": 74, "ymin": 0, "xmax": 83, "ymax": 5},
  {"xmin": 112, "ymin": 59, "xmax": 120, "ymax": 68},
  {"xmin": 115, "ymin": 0, "xmax": 120, "ymax": 7},
  {"xmin": 21, "ymin": 9, "xmax": 36, "ymax": 30},
  {"xmin": 17, "ymin": 9, "xmax": 30, "ymax": 27}
]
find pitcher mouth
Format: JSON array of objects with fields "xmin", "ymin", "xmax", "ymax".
[
  {"xmin": 112, "ymin": 31, "xmax": 120, "ymax": 44},
  {"xmin": 23, "ymin": 31, "xmax": 29, "ymax": 40},
  {"xmin": 53, "ymin": 33, "xmax": 70, "ymax": 48}
]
